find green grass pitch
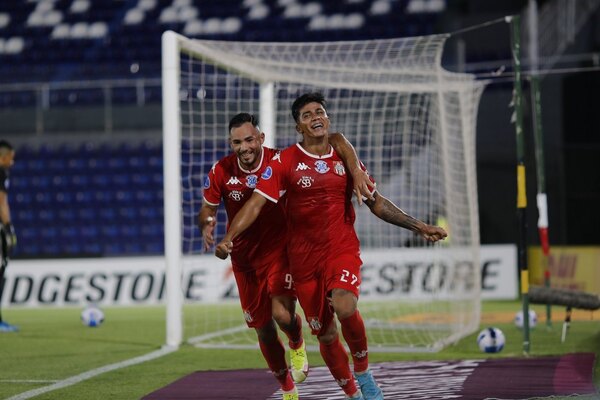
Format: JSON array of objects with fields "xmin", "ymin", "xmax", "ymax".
[{"xmin": 0, "ymin": 301, "xmax": 598, "ymax": 399}]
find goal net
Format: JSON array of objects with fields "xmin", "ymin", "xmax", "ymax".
[{"xmin": 162, "ymin": 31, "xmax": 486, "ymax": 352}]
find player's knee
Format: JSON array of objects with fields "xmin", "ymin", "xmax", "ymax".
[
  {"xmin": 317, "ymin": 329, "xmax": 338, "ymax": 345},
  {"xmin": 272, "ymin": 296, "xmax": 295, "ymax": 321},
  {"xmin": 331, "ymin": 289, "xmax": 358, "ymax": 319}
]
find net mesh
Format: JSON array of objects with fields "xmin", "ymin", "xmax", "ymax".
[{"xmin": 172, "ymin": 34, "xmax": 486, "ymax": 352}]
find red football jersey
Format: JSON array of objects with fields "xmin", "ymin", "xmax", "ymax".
[
  {"xmin": 255, "ymin": 143, "xmax": 375, "ymax": 274},
  {"xmin": 203, "ymin": 147, "xmax": 287, "ymax": 271}
]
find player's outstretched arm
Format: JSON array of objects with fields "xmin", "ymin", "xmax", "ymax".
[
  {"xmin": 365, "ymin": 191, "xmax": 448, "ymax": 242},
  {"xmin": 198, "ymin": 202, "xmax": 218, "ymax": 251},
  {"xmin": 328, "ymin": 132, "xmax": 375, "ymax": 205},
  {"xmin": 215, "ymin": 191, "xmax": 268, "ymax": 259}
]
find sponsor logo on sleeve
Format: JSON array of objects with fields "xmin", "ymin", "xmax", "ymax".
[
  {"xmin": 261, "ymin": 166, "xmax": 273, "ymax": 180},
  {"xmin": 334, "ymin": 161, "xmax": 346, "ymax": 176}
]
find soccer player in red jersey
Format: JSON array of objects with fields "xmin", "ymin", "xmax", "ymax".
[
  {"xmin": 215, "ymin": 94, "xmax": 447, "ymax": 400},
  {"xmin": 199, "ymin": 112, "xmax": 373, "ymax": 400}
]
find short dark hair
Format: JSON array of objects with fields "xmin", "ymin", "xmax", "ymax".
[
  {"xmin": 0, "ymin": 140, "xmax": 13, "ymax": 151},
  {"xmin": 228, "ymin": 113, "xmax": 259, "ymax": 133},
  {"xmin": 291, "ymin": 92, "xmax": 327, "ymax": 122}
]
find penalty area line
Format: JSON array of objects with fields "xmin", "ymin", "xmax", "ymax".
[{"xmin": 6, "ymin": 345, "xmax": 178, "ymax": 400}]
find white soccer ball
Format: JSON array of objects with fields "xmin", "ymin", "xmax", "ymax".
[
  {"xmin": 514, "ymin": 309, "xmax": 537, "ymax": 329},
  {"xmin": 81, "ymin": 305, "xmax": 105, "ymax": 327},
  {"xmin": 477, "ymin": 327, "xmax": 505, "ymax": 353}
]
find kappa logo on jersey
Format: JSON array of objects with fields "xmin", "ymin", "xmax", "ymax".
[
  {"xmin": 261, "ymin": 166, "xmax": 273, "ymax": 180},
  {"xmin": 229, "ymin": 190, "xmax": 244, "ymax": 201},
  {"xmin": 226, "ymin": 176, "xmax": 242, "ymax": 185},
  {"xmin": 314, "ymin": 160, "xmax": 330, "ymax": 174},
  {"xmin": 308, "ymin": 317, "xmax": 322, "ymax": 331},
  {"xmin": 246, "ymin": 174, "xmax": 258, "ymax": 188},
  {"xmin": 297, "ymin": 176, "xmax": 314, "ymax": 188},
  {"xmin": 296, "ymin": 162, "xmax": 311, "ymax": 171},
  {"xmin": 203, "ymin": 176, "xmax": 210, "ymax": 189},
  {"xmin": 243, "ymin": 310, "xmax": 253, "ymax": 323},
  {"xmin": 334, "ymin": 161, "xmax": 346, "ymax": 176},
  {"xmin": 271, "ymin": 152, "xmax": 282, "ymax": 163}
]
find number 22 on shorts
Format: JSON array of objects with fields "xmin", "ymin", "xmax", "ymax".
[{"xmin": 340, "ymin": 269, "xmax": 359, "ymax": 287}]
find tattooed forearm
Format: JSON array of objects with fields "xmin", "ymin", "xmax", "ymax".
[
  {"xmin": 366, "ymin": 192, "xmax": 448, "ymax": 242},
  {"xmin": 379, "ymin": 198, "xmax": 421, "ymax": 231}
]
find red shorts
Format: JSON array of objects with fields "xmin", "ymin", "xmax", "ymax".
[
  {"xmin": 233, "ymin": 256, "xmax": 296, "ymax": 329},
  {"xmin": 294, "ymin": 253, "xmax": 362, "ymax": 336}
]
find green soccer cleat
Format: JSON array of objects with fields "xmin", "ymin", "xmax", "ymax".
[
  {"xmin": 289, "ymin": 341, "xmax": 309, "ymax": 383},
  {"xmin": 282, "ymin": 386, "xmax": 299, "ymax": 400}
]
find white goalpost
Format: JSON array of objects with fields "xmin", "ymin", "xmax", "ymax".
[{"xmin": 162, "ymin": 30, "xmax": 486, "ymax": 352}]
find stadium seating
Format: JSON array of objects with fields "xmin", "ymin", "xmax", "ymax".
[
  {"xmin": 11, "ymin": 140, "xmax": 165, "ymax": 257},
  {"xmin": 0, "ymin": 0, "xmax": 444, "ymax": 88},
  {"xmin": 2, "ymin": 0, "xmax": 447, "ymax": 257}
]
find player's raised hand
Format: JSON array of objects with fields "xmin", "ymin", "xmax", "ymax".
[
  {"xmin": 215, "ymin": 239, "xmax": 233, "ymax": 259},
  {"xmin": 202, "ymin": 216, "xmax": 216, "ymax": 252},
  {"xmin": 351, "ymin": 168, "xmax": 375, "ymax": 206},
  {"xmin": 420, "ymin": 224, "xmax": 448, "ymax": 242}
]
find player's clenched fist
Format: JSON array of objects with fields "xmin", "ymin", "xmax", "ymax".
[
  {"xmin": 420, "ymin": 225, "xmax": 448, "ymax": 242},
  {"xmin": 215, "ymin": 239, "xmax": 233, "ymax": 259}
]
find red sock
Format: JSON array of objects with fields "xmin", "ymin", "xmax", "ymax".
[
  {"xmin": 340, "ymin": 310, "xmax": 369, "ymax": 373},
  {"xmin": 259, "ymin": 336, "xmax": 294, "ymax": 391},
  {"xmin": 282, "ymin": 313, "xmax": 303, "ymax": 350},
  {"xmin": 319, "ymin": 336, "xmax": 358, "ymax": 396}
]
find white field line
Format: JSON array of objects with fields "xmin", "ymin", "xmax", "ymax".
[
  {"xmin": 187, "ymin": 324, "xmax": 248, "ymax": 344},
  {"xmin": 6, "ymin": 345, "xmax": 178, "ymax": 400},
  {"xmin": 0, "ymin": 380, "xmax": 59, "ymax": 384}
]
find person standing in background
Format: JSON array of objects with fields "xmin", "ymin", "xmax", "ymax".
[{"xmin": 0, "ymin": 140, "xmax": 18, "ymax": 332}]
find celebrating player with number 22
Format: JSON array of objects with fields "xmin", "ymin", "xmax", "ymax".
[
  {"xmin": 201, "ymin": 112, "xmax": 373, "ymax": 400},
  {"xmin": 215, "ymin": 93, "xmax": 447, "ymax": 400}
]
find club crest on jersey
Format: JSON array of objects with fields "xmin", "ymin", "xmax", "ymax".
[
  {"xmin": 246, "ymin": 174, "xmax": 258, "ymax": 188},
  {"xmin": 203, "ymin": 176, "xmax": 210, "ymax": 189},
  {"xmin": 297, "ymin": 176, "xmax": 314, "ymax": 188},
  {"xmin": 229, "ymin": 190, "xmax": 244, "ymax": 201},
  {"xmin": 226, "ymin": 176, "xmax": 242, "ymax": 185},
  {"xmin": 314, "ymin": 160, "xmax": 329, "ymax": 174},
  {"xmin": 261, "ymin": 166, "xmax": 273, "ymax": 180},
  {"xmin": 334, "ymin": 161, "xmax": 346, "ymax": 176}
]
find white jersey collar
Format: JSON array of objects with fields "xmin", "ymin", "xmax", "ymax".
[{"xmin": 295, "ymin": 143, "xmax": 333, "ymax": 159}]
